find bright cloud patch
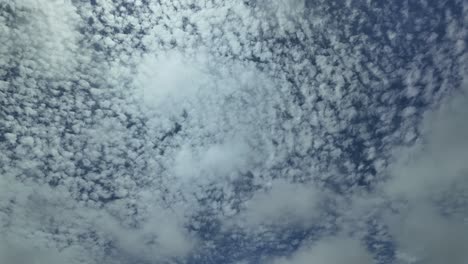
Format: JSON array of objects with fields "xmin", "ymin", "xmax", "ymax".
[
  {"xmin": 135, "ymin": 51, "xmax": 210, "ymax": 108},
  {"xmin": 174, "ymin": 139, "xmax": 252, "ymax": 181},
  {"xmin": 238, "ymin": 179, "xmax": 322, "ymax": 227},
  {"xmin": 382, "ymin": 85, "xmax": 468, "ymax": 264},
  {"xmin": 272, "ymin": 236, "xmax": 374, "ymax": 264}
]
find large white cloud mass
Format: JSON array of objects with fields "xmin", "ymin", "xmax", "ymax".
[
  {"xmin": 1, "ymin": 0, "xmax": 466, "ymax": 263},
  {"xmin": 382, "ymin": 82, "xmax": 468, "ymax": 264}
]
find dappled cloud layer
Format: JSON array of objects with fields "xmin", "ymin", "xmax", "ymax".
[{"xmin": 0, "ymin": 0, "xmax": 467, "ymax": 263}]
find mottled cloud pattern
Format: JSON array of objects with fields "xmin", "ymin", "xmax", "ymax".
[{"xmin": 0, "ymin": 0, "xmax": 466, "ymax": 263}]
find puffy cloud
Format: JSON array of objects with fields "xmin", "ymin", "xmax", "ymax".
[
  {"xmin": 0, "ymin": 238, "xmax": 69, "ymax": 264},
  {"xmin": 174, "ymin": 138, "xmax": 253, "ymax": 181},
  {"xmin": 238, "ymin": 179, "xmax": 322, "ymax": 227},
  {"xmin": 383, "ymin": 80, "xmax": 468, "ymax": 204},
  {"xmin": 134, "ymin": 51, "xmax": 211, "ymax": 109},
  {"xmin": 96, "ymin": 205, "xmax": 196, "ymax": 262},
  {"xmin": 271, "ymin": 236, "xmax": 374, "ymax": 264},
  {"xmin": 1, "ymin": 0, "xmax": 80, "ymax": 76},
  {"xmin": 1, "ymin": 0, "xmax": 465, "ymax": 263},
  {"xmin": 388, "ymin": 205, "xmax": 468, "ymax": 264},
  {"xmin": 0, "ymin": 178, "xmax": 91, "ymax": 264},
  {"xmin": 383, "ymin": 85, "xmax": 468, "ymax": 263},
  {"xmin": 0, "ymin": 173, "xmax": 195, "ymax": 263},
  {"xmin": 261, "ymin": 0, "xmax": 306, "ymax": 13},
  {"xmin": 385, "ymin": 87, "xmax": 468, "ymax": 201}
]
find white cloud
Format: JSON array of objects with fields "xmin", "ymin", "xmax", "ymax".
[
  {"xmin": 388, "ymin": 204, "xmax": 468, "ymax": 264},
  {"xmin": 238, "ymin": 179, "xmax": 322, "ymax": 227},
  {"xmin": 276, "ymin": 0, "xmax": 306, "ymax": 13},
  {"xmin": 0, "ymin": 178, "xmax": 91, "ymax": 264},
  {"xmin": 0, "ymin": 174, "xmax": 195, "ymax": 264},
  {"xmin": 271, "ymin": 236, "xmax": 374, "ymax": 264},
  {"xmin": 2, "ymin": 0, "xmax": 465, "ymax": 263},
  {"xmin": 174, "ymin": 138, "xmax": 253, "ymax": 181},
  {"xmin": 0, "ymin": 237, "xmax": 72, "ymax": 264},
  {"xmin": 134, "ymin": 51, "xmax": 210, "ymax": 109},
  {"xmin": 2, "ymin": 0, "xmax": 80, "ymax": 76},
  {"xmin": 97, "ymin": 204, "xmax": 196, "ymax": 262},
  {"xmin": 382, "ymin": 85, "xmax": 468, "ymax": 263},
  {"xmin": 384, "ymin": 85, "xmax": 468, "ymax": 201},
  {"xmin": 257, "ymin": 0, "xmax": 306, "ymax": 15}
]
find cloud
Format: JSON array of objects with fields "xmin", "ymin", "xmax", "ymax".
[
  {"xmin": 1, "ymin": 0, "xmax": 466, "ymax": 263},
  {"xmin": 384, "ymin": 87, "xmax": 468, "ymax": 201},
  {"xmin": 0, "ymin": 174, "xmax": 195, "ymax": 264},
  {"xmin": 2, "ymin": 0, "xmax": 80, "ymax": 75},
  {"xmin": 97, "ymin": 204, "xmax": 196, "ymax": 262},
  {"xmin": 256, "ymin": 0, "xmax": 306, "ymax": 15},
  {"xmin": 134, "ymin": 51, "xmax": 211, "ymax": 109},
  {"xmin": 0, "ymin": 238, "xmax": 68, "ymax": 264},
  {"xmin": 382, "ymin": 84, "xmax": 468, "ymax": 263},
  {"xmin": 237, "ymin": 179, "xmax": 322, "ymax": 227},
  {"xmin": 276, "ymin": 0, "xmax": 306, "ymax": 13},
  {"xmin": 0, "ymin": 178, "xmax": 90, "ymax": 264},
  {"xmin": 174, "ymin": 138, "xmax": 253, "ymax": 181},
  {"xmin": 271, "ymin": 235, "xmax": 374, "ymax": 264},
  {"xmin": 388, "ymin": 204, "xmax": 468, "ymax": 264}
]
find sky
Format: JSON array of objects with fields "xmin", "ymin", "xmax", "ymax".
[{"xmin": 0, "ymin": 0, "xmax": 467, "ymax": 263}]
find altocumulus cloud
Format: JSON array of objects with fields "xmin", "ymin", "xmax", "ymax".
[{"xmin": 1, "ymin": 0, "xmax": 466, "ymax": 263}]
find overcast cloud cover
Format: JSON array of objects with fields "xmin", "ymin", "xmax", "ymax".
[{"xmin": 1, "ymin": 0, "xmax": 467, "ymax": 263}]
